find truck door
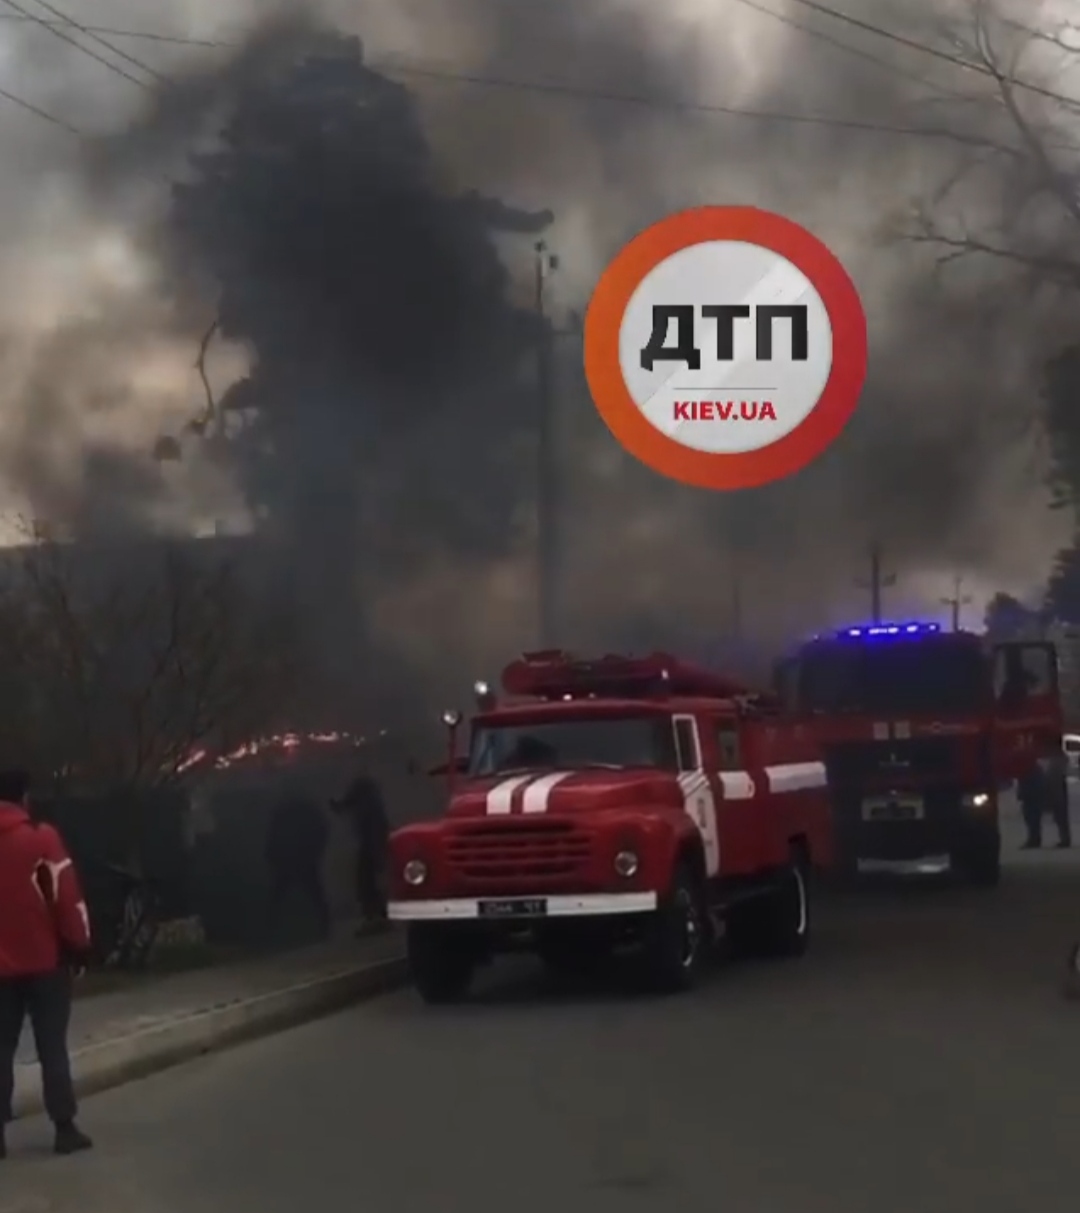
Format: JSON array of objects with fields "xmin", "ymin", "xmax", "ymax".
[
  {"xmin": 991, "ymin": 641, "xmax": 1062, "ymax": 783},
  {"xmin": 672, "ymin": 714, "xmax": 722, "ymax": 880}
]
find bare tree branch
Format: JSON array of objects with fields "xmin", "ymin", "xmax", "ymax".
[
  {"xmin": 190, "ymin": 316, "xmax": 221, "ymax": 438},
  {"xmin": 0, "ymin": 530, "xmax": 302, "ymax": 792}
]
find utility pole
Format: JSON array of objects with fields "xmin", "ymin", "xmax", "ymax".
[
  {"xmin": 855, "ymin": 542, "xmax": 897, "ymax": 623},
  {"xmin": 729, "ymin": 533, "xmax": 743, "ymax": 641},
  {"xmin": 940, "ymin": 573, "xmax": 972, "ymax": 632},
  {"xmin": 535, "ymin": 239, "xmax": 559, "ymax": 649}
]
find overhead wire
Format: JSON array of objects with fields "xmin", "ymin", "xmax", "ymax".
[
  {"xmin": 0, "ymin": 1, "xmax": 1071, "ymax": 146},
  {"xmin": 26, "ymin": 0, "xmax": 165, "ymax": 82},
  {"xmin": 0, "ymin": 0, "xmax": 148, "ymax": 88},
  {"xmin": 727, "ymin": 0, "xmax": 971, "ymax": 100},
  {"xmin": 0, "ymin": 79, "xmax": 79, "ymax": 132},
  {"xmin": 1, "ymin": 0, "xmax": 1079, "ymax": 111},
  {"xmin": 780, "ymin": 0, "xmax": 1080, "ymax": 109}
]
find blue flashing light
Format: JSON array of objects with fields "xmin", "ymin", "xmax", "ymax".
[{"xmin": 836, "ymin": 621, "xmax": 940, "ymax": 640}]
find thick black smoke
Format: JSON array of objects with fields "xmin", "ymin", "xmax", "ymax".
[{"xmin": 2, "ymin": 0, "xmax": 1069, "ymax": 710}]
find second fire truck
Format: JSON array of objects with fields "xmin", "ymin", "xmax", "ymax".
[{"xmin": 773, "ymin": 622, "xmax": 1063, "ymax": 884}]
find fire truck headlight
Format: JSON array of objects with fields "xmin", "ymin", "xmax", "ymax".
[
  {"xmin": 403, "ymin": 859, "xmax": 428, "ymax": 886},
  {"xmin": 965, "ymin": 792, "xmax": 990, "ymax": 809},
  {"xmin": 614, "ymin": 850, "xmax": 639, "ymax": 878}
]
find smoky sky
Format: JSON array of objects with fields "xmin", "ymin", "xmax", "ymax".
[{"xmin": 0, "ymin": 0, "xmax": 1073, "ymax": 701}]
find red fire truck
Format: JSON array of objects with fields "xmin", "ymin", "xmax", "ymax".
[
  {"xmin": 774, "ymin": 622, "xmax": 1063, "ymax": 885},
  {"xmin": 388, "ymin": 650, "xmax": 832, "ymax": 1002}
]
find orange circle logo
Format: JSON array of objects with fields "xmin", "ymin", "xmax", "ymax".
[{"xmin": 583, "ymin": 206, "xmax": 867, "ymax": 490}]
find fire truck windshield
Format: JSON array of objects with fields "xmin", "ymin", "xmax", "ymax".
[
  {"xmin": 796, "ymin": 638, "xmax": 987, "ymax": 715},
  {"xmin": 469, "ymin": 714, "xmax": 677, "ymax": 776}
]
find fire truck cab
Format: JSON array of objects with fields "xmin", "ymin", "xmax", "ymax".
[
  {"xmin": 774, "ymin": 622, "xmax": 1063, "ymax": 885},
  {"xmin": 388, "ymin": 650, "xmax": 832, "ymax": 1003}
]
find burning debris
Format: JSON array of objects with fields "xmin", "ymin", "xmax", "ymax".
[{"xmin": 175, "ymin": 728, "xmax": 390, "ymax": 775}]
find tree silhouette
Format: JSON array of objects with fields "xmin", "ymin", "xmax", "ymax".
[
  {"xmin": 1042, "ymin": 346, "xmax": 1080, "ymax": 516},
  {"xmin": 1045, "ymin": 543, "xmax": 1080, "ymax": 624},
  {"xmin": 167, "ymin": 29, "xmax": 552, "ymax": 666},
  {"xmin": 983, "ymin": 590, "xmax": 1039, "ymax": 638}
]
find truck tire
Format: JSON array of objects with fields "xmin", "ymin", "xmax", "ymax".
[
  {"xmin": 407, "ymin": 924, "xmax": 475, "ymax": 1004},
  {"xmin": 640, "ymin": 859, "xmax": 706, "ymax": 993},
  {"xmin": 727, "ymin": 849, "xmax": 811, "ymax": 960},
  {"xmin": 950, "ymin": 826, "xmax": 1001, "ymax": 888}
]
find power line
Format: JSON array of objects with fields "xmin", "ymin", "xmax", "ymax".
[
  {"xmin": 3, "ymin": 0, "xmax": 1080, "ymax": 112},
  {"xmin": 377, "ymin": 55, "xmax": 1003, "ymax": 147},
  {"xmin": 27, "ymin": 0, "xmax": 164, "ymax": 81},
  {"xmin": 728, "ymin": 0, "xmax": 968, "ymax": 100},
  {"xmin": 0, "ymin": 8, "xmax": 1051, "ymax": 149},
  {"xmin": 0, "ymin": 80, "xmax": 79, "ymax": 133},
  {"xmin": 0, "ymin": 0, "xmax": 148, "ymax": 88},
  {"xmin": 0, "ymin": 13, "xmax": 219, "ymax": 45},
  {"xmin": 782, "ymin": 0, "xmax": 1080, "ymax": 110}
]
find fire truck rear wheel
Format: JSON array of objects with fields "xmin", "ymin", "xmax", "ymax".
[
  {"xmin": 640, "ymin": 859, "xmax": 707, "ymax": 993},
  {"xmin": 407, "ymin": 924, "xmax": 476, "ymax": 1004},
  {"xmin": 727, "ymin": 849, "xmax": 811, "ymax": 960}
]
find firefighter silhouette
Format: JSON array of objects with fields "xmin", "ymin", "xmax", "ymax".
[
  {"xmin": 505, "ymin": 735, "xmax": 556, "ymax": 769},
  {"xmin": 332, "ymin": 770, "xmax": 390, "ymax": 927},
  {"xmin": 1019, "ymin": 757, "xmax": 1071, "ymax": 850}
]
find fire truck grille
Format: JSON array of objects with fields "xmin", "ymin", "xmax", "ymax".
[
  {"xmin": 447, "ymin": 820, "xmax": 592, "ymax": 881},
  {"xmin": 825, "ymin": 737, "xmax": 957, "ymax": 783}
]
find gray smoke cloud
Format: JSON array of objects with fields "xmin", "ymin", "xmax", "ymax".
[{"xmin": 0, "ymin": 0, "xmax": 1070, "ymax": 707}]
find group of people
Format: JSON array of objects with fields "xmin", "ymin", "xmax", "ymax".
[
  {"xmin": 0, "ymin": 764, "xmax": 391, "ymax": 1163},
  {"xmin": 265, "ymin": 768, "xmax": 390, "ymax": 940}
]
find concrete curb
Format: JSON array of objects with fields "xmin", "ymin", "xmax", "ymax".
[{"xmin": 12, "ymin": 954, "xmax": 408, "ymax": 1120}]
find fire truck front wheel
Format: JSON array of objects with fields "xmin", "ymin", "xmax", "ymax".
[
  {"xmin": 640, "ymin": 859, "xmax": 707, "ymax": 993},
  {"xmin": 407, "ymin": 924, "xmax": 476, "ymax": 1004}
]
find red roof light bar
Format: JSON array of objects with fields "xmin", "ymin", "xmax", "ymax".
[{"xmin": 501, "ymin": 649, "xmax": 752, "ymax": 701}]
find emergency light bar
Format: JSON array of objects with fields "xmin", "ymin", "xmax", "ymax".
[
  {"xmin": 501, "ymin": 650, "xmax": 752, "ymax": 701},
  {"xmin": 837, "ymin": 622, "xmax": 941, "ymax": 639}
]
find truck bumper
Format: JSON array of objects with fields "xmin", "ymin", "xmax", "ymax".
[
  {"xmin": 388, "ymin": 891, "xmax": 658, "ymax": 921},
  {"xmin": 832, "ymin": 788, "xmax": 995, "ymax": 862}
]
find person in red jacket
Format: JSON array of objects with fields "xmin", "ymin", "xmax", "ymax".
[{"xmin": 0, "ymin": 769, "xmax": 93, "ymax": 1159}]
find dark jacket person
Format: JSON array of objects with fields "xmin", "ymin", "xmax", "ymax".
[
  {"xmin": 0, "ymin": 770, "xmax": 93, "ymax": 1158},
  {"xmin": 333, "ymin": 772, "xmax": 389, "ymax": 924}
]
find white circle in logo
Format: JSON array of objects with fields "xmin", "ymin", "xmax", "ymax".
[{"xmin": 618, "ymin": 240, "xmax": 833, "ymax": 455}]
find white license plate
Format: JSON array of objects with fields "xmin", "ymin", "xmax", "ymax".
[
  {"xmin": 861, "ymin": 796, "xmax": 924, "ymax": 822},
  {"xmin": 478, "ymin": 898, "xmax": 548, "ymax": 919}
]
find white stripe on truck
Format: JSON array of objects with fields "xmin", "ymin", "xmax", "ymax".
[
  {"xmin": 521, "ymin": 771, "xmax": 573, "ymax": 813},
  {"xmin": 485, "ymin": 775, "xmax": 533, "ymax": 815},
  {"xmin": 764, "ymin": 761, "xmax": 827, "ymax": 793}
]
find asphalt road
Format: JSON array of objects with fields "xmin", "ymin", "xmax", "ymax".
[{"xmin": 4, "ymin": 805, "xmax": 1080, "ymax": 1213}]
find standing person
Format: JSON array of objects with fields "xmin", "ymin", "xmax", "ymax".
[
  {"xmin": 265, "ymin": 785, "xmax": 331, "ymax": 941},
  {"xmin": 1048, "ymin": 753, "xmax": 1072, "ymax": 849},
  {"xmin": 1017, "ymin": 764, "xmax": 1045, "ymax": 849},
  {"xmin": 332, "ymin": 767, "xmax": 390, "ymax": 930},
  {"xmin": 0, "ymin": 770, "xmax": 93, "ymax": 1159}
]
